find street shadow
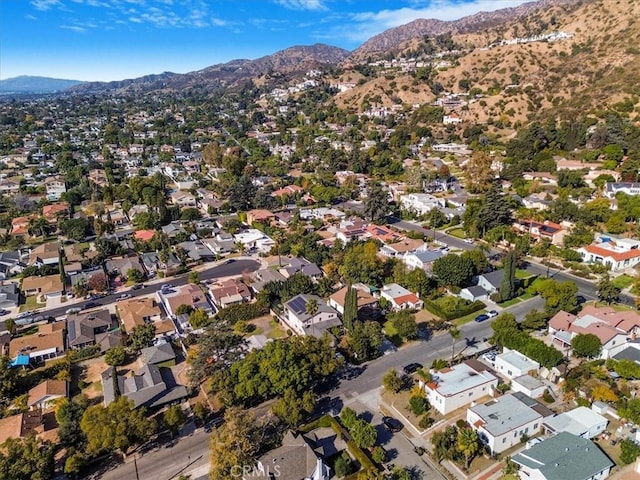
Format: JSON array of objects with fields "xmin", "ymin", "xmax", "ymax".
[
  {"xmin": 359, "ymin": 410, "xmax": 374, "ymax": 423},
  {"xmin": 375, "ymin": 424, "xmax": 393, "ymax": 446},
  {"xmin": 314, "ymin": 396, "xmax": 343, "ymax": 417}
]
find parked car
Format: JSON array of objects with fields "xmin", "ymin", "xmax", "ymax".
[
  {"xmin": 65, "ymin": 307, "xmax": 82, "ymax": 315},
  {"xmin": 382, "ymin": 416, "xmax": 403, "ymax": 433},
  {"xmin": 0, "ymin": 309, "xmax": 10, "ymax": 316},
  {"xmin": 83, "ymin": 302, "xmax": 99, "ymax": 310},
  {"xmin": 116, "ymin": 293, "xmax": 132, "ymax": 301},
  {"xmin": 475, "ymin": 313, "xmax": 489, "ymax": 323},
  {"xmin": 487, "ymin": 310, "xmax": 498, "ymax": 318},
  {"xmin": 131, "ymin": 283, "xmax": 145, "ymax": 290},
  {"xmin": 403, "ymin": 362, "xmax": 423, "ymax": 375},
  {"xmin": 463, "ymin": 238, "xmax": 474, "ymax": 244}
]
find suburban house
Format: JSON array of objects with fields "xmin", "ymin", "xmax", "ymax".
[
  {"xmin": 234, "ymin": 229, "xmax": 275, "ymax": 253},
  {"xmin": 422, "ymin": 360, "xmax": 498, "ymax": 415},
  {"xmin": 512, "ymin": 374, "xmax": 547, "ymax": 398},
  {"xmin": 169, "ymin": 191, "xmax": 197, "ymax": 208},
  {"xmin": 21, "ymin": 274, "xmax": 64, "ymax": 301},
  {"xmin": 176, "ymin": 241, "xmax": 215, "ymax": 263},
  {"xmin": 380, "ymin": 283, "xmax": 423, "ymax": 311},
  {"xmin": 282, "ymin": 294, "xmax": 341, "ymax": 338},
  {"xmin": 105, "ymin": 256, "xmax": 145, "ymax": 278},
  {"xmin": 202, "ymin": 233, "xmax": 237, "ymax": 255},
  {"xmin": 272, "ymin": 184, "xmax": 304, "ymax": 198},
  {"xmin": 459, "ymin": 286, "xmax": 491, "ymax": 302},
  {"xmin": 117, "ymin": 297, "xmax": 164, "ymax": 333},
  {"xmin": 9, "ymin": 322, "xmax": 66, "ymax": 363},
  {"xmin": 250, "ymin": 268, "xmax": 287, "ymax": 292},
  {"xmin": 27, "ymin": 242, "xmax": 60, "ymax": 267},
  {"xmin": 511, "ymin": 432, "xmax": 613, "ymax": 480},
  {"xmin": 66, "ymin": 309, "xmax": 114, "ymax": 350},
  {"xmin": 244, "ymin": 429, "xmax": 339, "ymax": 480},
  {"xmin": 466, "ymin": 393, "xmax": 552, "ymax": 454},
  {"xmin": 157, "ymin": 283, "xmax": 213, "ymax": 319},
  {"xmin": 399, "ymin": 193, "xmax": 445, "ymax": 215},
  {"xmin": 476, "ymin": 269, "xmax": 505, "ymax": 296},
  {"xmin": 102, "ymin": 362, "xmax": 188, "ymax": 409},
  {"xmin": 279, "ymin": 257, "xmax": 323, "ymax": 280},
  {"xmin": 401, "ymin": 249, "xmax": 444, "ymax": 272},
  {"xmin": 27, "ymin": 379, "xmax": 67, "ymax": 411},
  {"xmin": 140, "ymin": 251, "xmax": 181, "ymax": 276},
  {"xmin": 328, "ymin": 285, "xmax": 379, "ymax": 320},
  {"xmin": 365, "ymin": 224, "xmax": 403, "ymax": 243},
  {"xmin": 522, "ymin": 172, "xmax": 558, "ymax": 186},
  {"xmin": 42, "ymin": 203, "xmax": 69, "ymax": 223},
  {"xmin": 0, "ymin": 283, "xmax": 20, "ymax": 310},
  {"xmin": 0, "ymin": 410, "xmax": 58, "ymax": 445},
  {"xmin": 44, "ymin": 176, "xmax": 67, "ymax": 201},
  {"xmin": 140, "ymin": 343, "xmax": 176, "ymax": 367},
  {"xmin": 549, "ymin": 305, "xmax": 640, "ymax": 358},
  {"xmin": 513, "ymin": 219, "xmax": 568, "ymax": 247},
  {"xmin": 209, "ymin": 278, "xmax": 252, "ymax": 308},
  {"xmin": 577, "ymin": 235, "xmax": 640, "ymax": 272},
  {"xmin": 542, "ymin": 406, "xmax": 608, "ymax": 439},
  {"xmin": 0, "ymin": 250, "xmax": 25, "ymax": 279},
  {"xmin": 494, "ymin": 348, "xmax": 540, "ymax": 380},
  {"xmin": 246, "ymin": 209, "xmax": 275, "ymax": 225},
  {"xmin": 11, "ymin": 215, "xmax": 35, "ymax": 237},
  {"xmin": 379, "ymin": 238, "xmax": 425, "ymax": 258},
  {"xmin": 604, "ymin": 181, "xmax": 640, "ymax": 198}
]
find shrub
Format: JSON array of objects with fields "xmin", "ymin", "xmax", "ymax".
[
  {"xmin": 216, "ymin": 301, "xmax": 269, "ymax": 324},
  {"xmin": 419, "ymin": 415, "xmax": 434, "ymax": 429},
  {"xmin": 409, "ymin": 395, "xmax": 429, "ymax": 416},
  {"xmin": 620, "ymin": 438, "xmax": 640, "ymax": 465},
  {"xmin": 372, "ymin": 446, "xmax": 386, "ymax": 464},
  {"xmin": 542, "ymin": 389, "xmax": 554, "ymax": 403},
  {"xmin": 334, "ymin": 452, "xmax": 353, "ymax": 477}
]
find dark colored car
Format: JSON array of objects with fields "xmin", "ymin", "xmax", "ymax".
[
  {"xmin": 382, "ymin": 416, "xmax": 403, "ymax": 433},
  {"xmin": 475, "ymin": 314, "xmax": 489, "ymax": 323},
  {"xmin": 83, "ymin": 302, "xmax": 99, "ymax": 310},
  {"xmin": 131, "ymin": 283, "xmax": 145, "ymax": 290},
  {"xmin": 0, "ymin": 309, "xmax": 10, "ymax": 316},
  {"xmin": 403, "ymin": 362, "xmax": 423, "ymax": 375}
]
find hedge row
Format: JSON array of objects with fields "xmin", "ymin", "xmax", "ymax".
[
  {"xmin": 215, "ymin": 300, "xmax": 269, "ymax": 324},
  {"xmin": 424, "ymin": 299, "xmax": 485, "ymax": 321}
]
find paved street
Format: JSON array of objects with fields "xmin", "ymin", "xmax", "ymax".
[{"xmin": 34, "ymin": 258, "xmax": 261, "ymax": 320}]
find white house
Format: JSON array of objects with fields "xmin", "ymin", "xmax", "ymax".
[
  {"xmin": 380, "ymin": 283, "xmax": 423, "ymax": 311},
  {"xmin": 44, "ymin": 176, "xmax": 66, "ymax": 201},
  {"xmin": 512, "ymin": 432, "xmax": 613, "ymax": 480},
  {"xmin": 399, "ymin": 193, "xmax": 445, "ymax": 216},
  {"xmin": 511, "ymin": 374, "xmax": 547, "ymax": 398},
  {"xmin": 423, "ymin": 361, "xmax": 498, "ymax": 415},
  {"xmin": 282, "ymin": 294, "xmax": 341, "ymax": 338},
  {"xmin": 577, "ymin": 235, "xmax": 640, "ymax": 272},
  {"xmin": 604, "ymin": 181, "xmax": 640, "ymax": 198},
  {"xmin": 467, "ymin": 393, "xmax": 548, "ymax": 454},
  {"xmin": 401, "ymin": 249, "xmax": 444, "ymax": 272},
  {"xmin": 234, "ymin": 229, "xmax": 275, "ymax": 254},
  {"xmin": 494, "ymin": 348, "xmax": 540, "ymax": 380},
  {"xmin": 542, "ymin": 406, "xmax": 608, "ymax": 439}
]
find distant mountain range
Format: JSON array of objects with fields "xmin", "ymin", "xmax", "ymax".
[{"xmin": 0, "ymin": 76, "xmax": 84, "ymax": 94}]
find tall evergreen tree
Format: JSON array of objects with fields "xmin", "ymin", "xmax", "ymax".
[
  {"xmin": 499, "ymin": 250, "xmax": 517, "ymax": 302},
  {"xmin": 477, "ymin": 185, "xmax": 513, "ymax": 237},
  {"xmin": 363, "ymin": 181, "xmax": 389, "ymax": 223},
  {"xmin": 343, "ymin": 285, "xmax": 358, "ymax": 333}
]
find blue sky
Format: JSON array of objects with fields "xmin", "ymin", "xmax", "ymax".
[{"xmin": 1, "ymin": 0, "xmax": 528, "ymax": 82}]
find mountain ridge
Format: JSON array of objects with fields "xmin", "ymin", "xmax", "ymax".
[{"xmin": 0, "ymin": 75, "xmax": 84, "ymax": 93}]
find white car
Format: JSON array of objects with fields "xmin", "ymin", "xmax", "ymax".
[
  {"xmin": 463, "ymin": 238, "xmax": 474, "ymax": 244},
  {"xmin": 487, "ymin": 310, "xmax": 498, "ymax": 318}
]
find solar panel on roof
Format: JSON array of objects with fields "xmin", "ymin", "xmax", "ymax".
[{"xmin": 289, "ymin": 296, "xmax": 307, "ymax": 313}]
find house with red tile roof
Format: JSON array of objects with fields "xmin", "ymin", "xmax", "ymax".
[
  {"xmin": 513, "ymin": 219, "xmax": 568, "ymax": 247},
  {"xmin": 576, "ymin": 235, "xmax": 640, "ymax": 272},
  {"xmin": 380, "ymin": 283, "xmax": 423, "ymax": 311},
  {"xmin": 549, "ymin": 305, "xmax": 640, "ymax": 358},
  {"xmin": 42, "ymin": 203, "xmax": 69, "ymax": 223},
  {"xmin": 365, "ymin": 224, "xmax": 403, "ymax": 243},
  {"xmin": 134, "ymin": 230, "xmax": 156, "ymax": 242},
  {"xmin": 272, "ymin": 184, "xmax": 304, "ymax": 198}
]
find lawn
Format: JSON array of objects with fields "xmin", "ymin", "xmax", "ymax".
[
  {"xmin": 447, "ymin": 227, "xmax": 466, "ymax": 239},
  {"xmin": 516, "ymin": 269, "xmax": 535, "ymax": 280},
  {"xmin": 612, "ymin": 274, "xmax": 635, "ymax": 290},
  {"xmin": 498, "ymin": 298, "xmax": 521, "ymax": 308},
  {"xmin": 383, "ymin": 320, "xmax": 403, "ymax": 347},
  {"xmin": 20, "ymin": 296, "xmax": 46, "ymax": 312},
  {"xmin": 266, "ymin": 319, "xmax": 287, "ymax": 339}
]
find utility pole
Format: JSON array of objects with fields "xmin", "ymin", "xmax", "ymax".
[{"xmin": 134, "ymin": 455, "xmax": 140, "ymax": 480}]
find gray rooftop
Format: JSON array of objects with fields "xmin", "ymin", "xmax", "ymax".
[
  {"xmin": 480, "ymin": 269, "xmax": 505, "ymax": 289},
  {"xmin": 512, "ymin": 432, "xmax": 613, "ymax": 480},
  {"xmin": 470, "ymin": 394, "xmax": 542, "ymax": 437},
  {"xmin": 141, "ymin": 343, "xmax": 176, "ymax": 365},
  {"xmin": 543, "ymin": 407, "xmax": 608, "ymax": 438},
  {"xmin": 497, "ymin": 349, "xmax": 540, "ymax": 372},
  {"xmin": 431, "ymin": 361, "xmax": 497, "ymax": 397}
]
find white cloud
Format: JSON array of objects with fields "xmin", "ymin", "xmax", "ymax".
[
  {"xmin": 327, "ymin": 0, "xmax": 529, "ymax": 43},
  {"xmin": 31, "ymin": 0, "xmax": 62, "ymax": 11},
  {"xmin": 25, "ymin": 14, "xmax": 38, "ymax": 20},
  {"xmin": 60, "ymin": 24, "xmax": 87, "ymax": 32},
  {"xmin": 274, "ymin": 0, "xmax": 325, "ymax": 11}
]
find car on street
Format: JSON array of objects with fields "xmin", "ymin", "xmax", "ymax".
[
  {"xmin": 116, "ymin": 293, "xmax": 132, "ymax": 301},
  {"xmin": 474, "ymin": 313, "xmax": 489, "ymax": 323},
  {"xmin": 0, "ymin": 309, "xmax": 10, "ymax": 316},
  {"xmin": 131, "ymin": 284, "xmax": 145, "ymax": 290},
  {"xmin": 463, "ymin": 238, "xmax": 474, "ymax": 244},
  {"xmin": 382, "ymin": 416, "xmax": 403, "ymax": 433},
  {"xmin": 403, "ymin": 362, "xmax": 423, "ymax": 375},
  {"xmin": 65, "ymin": 307, "xmax": 82, "ymax": 315},
  {"xmin": 83, "ymin": 302, "xmax": 99, "ymax": 310},
  {"xmin": 487, "ymin": 310, "xmax": 498, "ymax": 318}
]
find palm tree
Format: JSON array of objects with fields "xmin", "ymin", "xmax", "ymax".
[
  {"xmin": 305, "ymin": 297, "xmax": 319, "ymax": 317},
  {"xmin": 457, "ymin": 427, "xmax": 479, "ymax": 471},
  {"xmin": 271, "ymin": 229, "xmax": 284, "ymax": 267},
  {"xmin": 27, "ymin": 216, "xmax": 50, "ymax": 238},
  {"xmin": 449, "ymin": 326, "xmax": 461, "ymax": 365}
]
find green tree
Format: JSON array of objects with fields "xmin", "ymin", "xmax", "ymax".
[
  {"xmin": 382, "ymin": 369, "xmax": 404, "ymax": 393},
  {"xmin": 457, "ymin": 427, "xmax": 480, "ymax": 470},
  {"xmin": 432, "ymin": 254, "xmax": 474, "ymax": 287},
  {"xmin": 56, "ymin": 396, "xmax": 88, "ymax": 449},
  {"xmin": 521, "ymin": 310, "xmax": 549, "ymax": 331},
  {"xmin": 340, "ymin": 407, "xmax": 358, "ymax": 430},
  {"xmin": 334, "ymin": 453, "xmax": 354, "ymax": 477},
  {"xmin": 127, "ymin": 323, "xmax": 156, "ymax": 352},
  {"xmin": 460, "ymin": 249, "xmax": 489, "ymax": 275},
  {"xmin": 571, "ymin": 333, "xmax": 602, "ymax": 358},
  {"xmin": 449, "ymin": 326, "xmax": 461, "ymax": 364},
  {"xmin": 175, "ymin": 304, "xmax": 194, "ymax": 316},
  {"xmin": 0, "ymin": 436, "xmax": 55, "ymax": 480},
  {"xmin": 126, "ymin": 268, "xmax": 145, "ymax": 283},
  {"xmin": 363, "ymin": 181, "xmax": 389, "ymax": 223},
  {"xmin": 620, "ymin": 438, "xmax": 640, "ymax": 465},
  {"xmin": 343, "ymin": 285, "xmax": 358, "ymax": 333},
  {"xmin": 188, "ymin": 323, "xmax": 247, "ymax": 385},
  {"xmin": 209, "ymin": 408, "xmax": 261, "ymax": 479},
  {"xmin": 349, "ymin": 321, "xmax": 384, "ymax": 362},
  {"xmin": 188, "ymin": 271, "xmax": 200, "ymax": 284},
  {"xmin": 350, "ymin": 419, "xmax": 377, "ymax": 449},
  {"xmin": 409, "ymin": 395, "xmax": 428, "ymax": 415},
  {"xmin": 427, "ymin": 208, "xmax": 448, "ymax": 228},
  {"xmin": 305, "ymin": 297, "xmax": 319, "ymax": 316},
  {"xmin": 597, "ymin": 274, "xmax": 621, "ymax": 305},
  {"xmin": 339, "ymin": 241, "xmax": 384, "ymax": 285},
  {"xmin": 271, "ymin": 388, "xmax": 316, "ymax": 427},
  {"xmin": 163, "ymin": 405, "xmax": 187, "ymax": 437},
  {"xmin": 189, "ymin": 308, "xmax": 212, "ymax": 329},
  {"xmin": 388, "ymin": 310, "xmax": 418, "ymax": 341},
  {"xmin": 534, "ymin": 279, "xmax": 579, "ymax": 314},
  {"xmin": 80, "ymin": 396, "xmax": 155, "ymax": 456},
  {"xmin": 490, "ymin": 313, "xmax": 520, "ymax": 347},
  {"xmin": 104, "ymin": 346, "xmax": 126, "ymax": 366},
  {"xmin": 499, "ymin": 250, "xmax": 517, "ymax": 302}
]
